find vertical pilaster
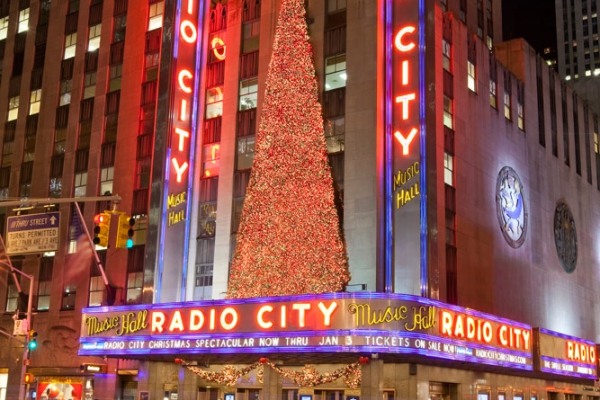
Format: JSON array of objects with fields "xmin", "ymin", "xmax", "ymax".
[{"xmin": 361, "ymin": 359, "xmax": 383, "ymax": 399}]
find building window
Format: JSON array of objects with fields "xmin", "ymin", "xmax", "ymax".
[
  {"xmin": 29, "ymin": 89, "xmax": 42, "ymax": 115},
  {"xmin": 109, "ymin": 64, "xmax": 122, "ymax": 92},
  {"xmin": 490, "ymin": 79, "xmax": 497, "ymax": 108},
  {"xmin": 467, "ymin": 61, "xmax": 476, "ymax": 92},
  {"xmin": 18, "ymin": 8, "xmax": 29, "ymax": 33},
  {"xmin": 325, "ymin": 117, "xmax": 345, "ymax": 153},
  {"xmin": 203, "ymin": 143, "xmax": 220, "ymax": 177},
  {"xmin": 442, "ymin": 40, "xmax": 451, "ymax": 72},
  {"xmin": 74, "ymin": 172, "xmax": 87, "ymax": 197},
  {"xmin": 37, "ymin": 258, "xmax": 53, "ymax": 311},
  {"xmin": 517, "ymin": 102, "xmax": 524, "ymax": 130},
  {"xmin": 60, "ymin": 80, "xmax": 72, "ymax": 105},
  {"xmin": 5, "ymin": 283, "xmax": 18, "ymax": 312},
  {"xmin": 236, "ymin": 136, "xmax": 255, "ymax": 170},
  {"xmin": 443, "ymin": 95, "xmax": 453, "ymax": 129},
  {"xmin": 89, "ymin": 275, "xmax": 104, "ymax": 307},
  {"xmin": 206, "ymin": 86, "xmax": 223, "ymax": 118},
  {"xmin": 83, "ymin": 72, "xmax": 96, "ymax": 99},
  {"xmin": 126, "ymin": 245, "xmax": 145, "ymax": 304},
  {"xmin": 88, "ymin": 23, "xmax": 102, "ymax": 51},
  {"xmin": 325, "ymin": 54, "xmax": 347, "ymax": 91},
  {"xmin": 64, "ymin": 33, "xmax": 77, "ymax": 59},
  {"xmin": 327, "ymin": 0, "xmax": 347, "ymax": 13},
  {"xmin": 100, "ymin": 166, "xmax": 114, "ymax": 195},
  {"xmin": 148, "ymin": 1, "xmax": 164, "ymax": 31},
  {"xmin": 242, "ymin": 21, "xmax": 260, "ymax": 53},
  {"xmin": 136, "ymin": 158, "xmax": 151, "ymax": 189},
  {"xmin": 504, "ymin": 92, "xmax": 511, "ymax": 120},
  {"xmin": 239, "ymin": 78, "xmax": 258, "ymax": 110},
  {"xmin": 444, "ymin": 152, "xmax": 454, "ymax": 186},
  {"xmin": 62, "ymin": 284, "xmax": 76, "ymax": 310},
  {"xmin": 7, "ymin": 96, "xmax": 19, "ymax": 121},
  {"xmin": 0, "ymin": 16, "xmax": 8, "ymax": 40}
]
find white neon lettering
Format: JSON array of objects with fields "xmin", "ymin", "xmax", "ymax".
[
  {"xmin": 220, "ymin": 308, "xmax": 238, "ymax": 330},
  {"xmin": 395, "ymin": 93, "xmax": 416, "ymax": 120},
  {"xmin": 178, "ymin": 70, "xmax": 193, "ymax": 93},
  {"xmin": 169, "ymin": 311, "xmax": 185, "ymax": 332},
  {"xmin": 180, "ymin": 99, "xmax": 187, "ymax": 121},
  {"xmin": 180, "ymin": 20, "xmax": 198, "ymax": 44},
  {"xmin": 402, "ymin": 60, "xmax": 409, "ymax": 85},
  {"xmin": 151, "ymin": 312, "xmax": 165, "ymax": 333},
  {"xmin": 292, "ymin": 304, "xmax": 311, "ymax": 327},
  {"xmin": 395, "ymin": 26, "xmax": 416, "ymax": 52},
  {"xmin": 189, "ymin": 310, "xmax": 204, "ymax": 331},
  {"xmin": 394, "ymin": 128, "xmax": 418, "ymax": 155},
  {"xmin": 317, "ymin": 301, "xmax": 338, "ymax": 326},
  {"xmin": 172, "ymin": 159, "xmax": 189, "ymax": 183},
  {"xmin": 174, "ymin": 128, "xmax": 190, "ymax": 151},
  {"xmin": 257, "ymin": 306, "xmax": 274, "ymax": 329}
]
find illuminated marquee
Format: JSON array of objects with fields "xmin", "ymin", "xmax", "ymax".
[
  {"xmin": 535, "ymin": 328, "xmax": 598, "ymax": 380},
  {"xmin": 79, "ymin": 293, "xmax": 533, "ymax": 370}
]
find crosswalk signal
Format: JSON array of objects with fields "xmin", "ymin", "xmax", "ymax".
[
  {"xmin": 27, "ymin": 330, "xmax": 37, "ymax": 350},
  {"xmin": 116, "ymin": 215, "xmax": 136, "ymax": 248},
  {"xmin": 23, "ymin": 373, "xmax": 34, "ymax": 384},
  {"xmin": 93, "ymin": 212, "xmax": 111, "ymax": 247}
]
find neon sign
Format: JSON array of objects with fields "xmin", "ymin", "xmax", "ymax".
[
  {"xmin": 80, "ymin": 293, "xmax": 534, "ymax": 371},
  {"xmin": 385, "ymin": 0, "xmax": 426, "ymax": 294},
  {"xmin": 157, "ymin": 0, "xmax": 205, "ymax": 302},
  {"xmin": 535, "ymin": 328, "xmax": 598, "ymax": 379}
]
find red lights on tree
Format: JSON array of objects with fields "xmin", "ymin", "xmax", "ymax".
[{"xmin": 226, "ymin": 0, "xmax": 349, "ymax": 298}]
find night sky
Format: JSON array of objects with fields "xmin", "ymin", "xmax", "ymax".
[{"xmin": 502, "ymin": 0, "xmax": 557, "ymax": 54}]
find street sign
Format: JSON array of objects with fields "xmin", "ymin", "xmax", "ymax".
[{"xmin": 6, "ymin": 212, "xmax": 60, "ymax": 255}]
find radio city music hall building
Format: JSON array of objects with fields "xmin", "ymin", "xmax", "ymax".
[{"xmin": 2, "ymin": 0, "xmax": 600, "ymax": 400}]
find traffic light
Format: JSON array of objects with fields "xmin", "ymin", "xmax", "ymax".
[
  {"xmin": 93, "ymin": 212, "xmax": 111, "ymax": 247},
  {"xmin": 23, "ymin": 373, "xmax": 35, "ymax": 384},
  {"xmin": 28, "ymin": 330, "xmax": 37, "ymax": 350},
  {"xmin": 116, "ymin": 215, "xmax": 136, "ymax": 248}
]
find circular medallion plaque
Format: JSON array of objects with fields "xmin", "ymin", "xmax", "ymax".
[
  {"xmin": 554, "ymin": 201, "xmax": 577, "ymax": 273},
  {"xmin": 496, "ymin": 166, "xmax": 527, "ymax": 248}
]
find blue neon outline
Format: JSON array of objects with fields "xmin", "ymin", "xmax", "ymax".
[
  {"xmin": 384, "ymin": 0, "xmax": 393, "ymax": 293},
  {"xmin": 418, "ymin": 0, "xmax": 427, "ymax": 297}
]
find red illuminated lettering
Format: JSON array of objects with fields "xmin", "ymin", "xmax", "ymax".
[
  {"xmin": 178, "ymin": 70, "xmax": 193, "ymax": 93},
  {"xmin": 180, "ymin": 20, "xmax": 197, "ymax": 43},
  {"xmin": 567, "ymin": 341, "xmax": 596, "ymax": 363},
  {"xmin": 169, "ymin": 310, "xmax": 185, "ymax": 332},
  {"xmin": 180, "ymin": 100, "xmax": 187, "ymax": 121},
  {"xmin": 220, "ymin": 307, "xmax": 239, "ymax": 330},
  {"xmin": 190, "ymin": 310, "xmax": 204, "ymax": 331},
  {"xmin": 396, "ymin": 93, "xmax": 416, "ymax": 120},
  {"xmin": 151, "ymin": 312, "xmax": 166, "ymax": 333},
  {"xmin": 174, "ymin": 128, "xmax": 190, "ymax": 151},
  {"xmin": 172, "ymin": 159, "xmax": 189, "ymax": 183},
  {"xmin": 292, "ymin": 304, "xmax": 311, "ymax": 327},
  {"xmin": 395, "ymin": 25, "xmax": 416, "ymax": 52},
  {"xmin": 317, "ymin": 301, "xmax": 338, "ymax": 326},
  {"xmin": 257, "ymin": 306, "xmax": 273, "ymax": 328},
  {"xmin": 394, "ymin": 128, "xmax": 418, "ymax": 155}
]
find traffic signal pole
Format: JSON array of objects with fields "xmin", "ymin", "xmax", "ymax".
[
  {"xmin": 0, "ymin": 236, "xmax": 34, "ymax": 400},
  {"xmin": 0, "ymin": 195, "xmax": 121, "ymax": 400}
]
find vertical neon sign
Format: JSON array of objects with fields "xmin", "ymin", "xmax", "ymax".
[
  {"xmin": 157, "ymin": 0, "xmax": 205, "ymax": 303},
  {"xmin": 385, "ymin": 0, "xmax": 426, "ymax": 294}
]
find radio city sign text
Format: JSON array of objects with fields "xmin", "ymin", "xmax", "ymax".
[{"xmin": 81, "ymin": 295, "xmax": 531, "ymax": 354}]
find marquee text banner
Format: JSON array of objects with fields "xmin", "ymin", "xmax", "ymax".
[
  {"xmin": 534, "ymin": 328, "xmax": 597, "ymax": 380},
  {"xmin": 80, "ymin": 293, "xmax": 533, "ymax": 370}
]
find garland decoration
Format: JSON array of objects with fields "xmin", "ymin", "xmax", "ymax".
[{"xmin": 175, "ymin": 357, "xmax": 368, "ymax": 388}]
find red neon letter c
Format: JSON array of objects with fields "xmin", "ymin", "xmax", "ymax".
[
  {"xmin": 178, "ymin": 70, "xmax": 193, "ymax": 93},
  {"xmin": 395, "ymin": 25, "xmax": 416, "ymax": 52}
]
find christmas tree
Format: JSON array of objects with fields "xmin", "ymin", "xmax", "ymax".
[{"xmin": 226, "ymin": 0, "xmax": 350, "ymax": 298}]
